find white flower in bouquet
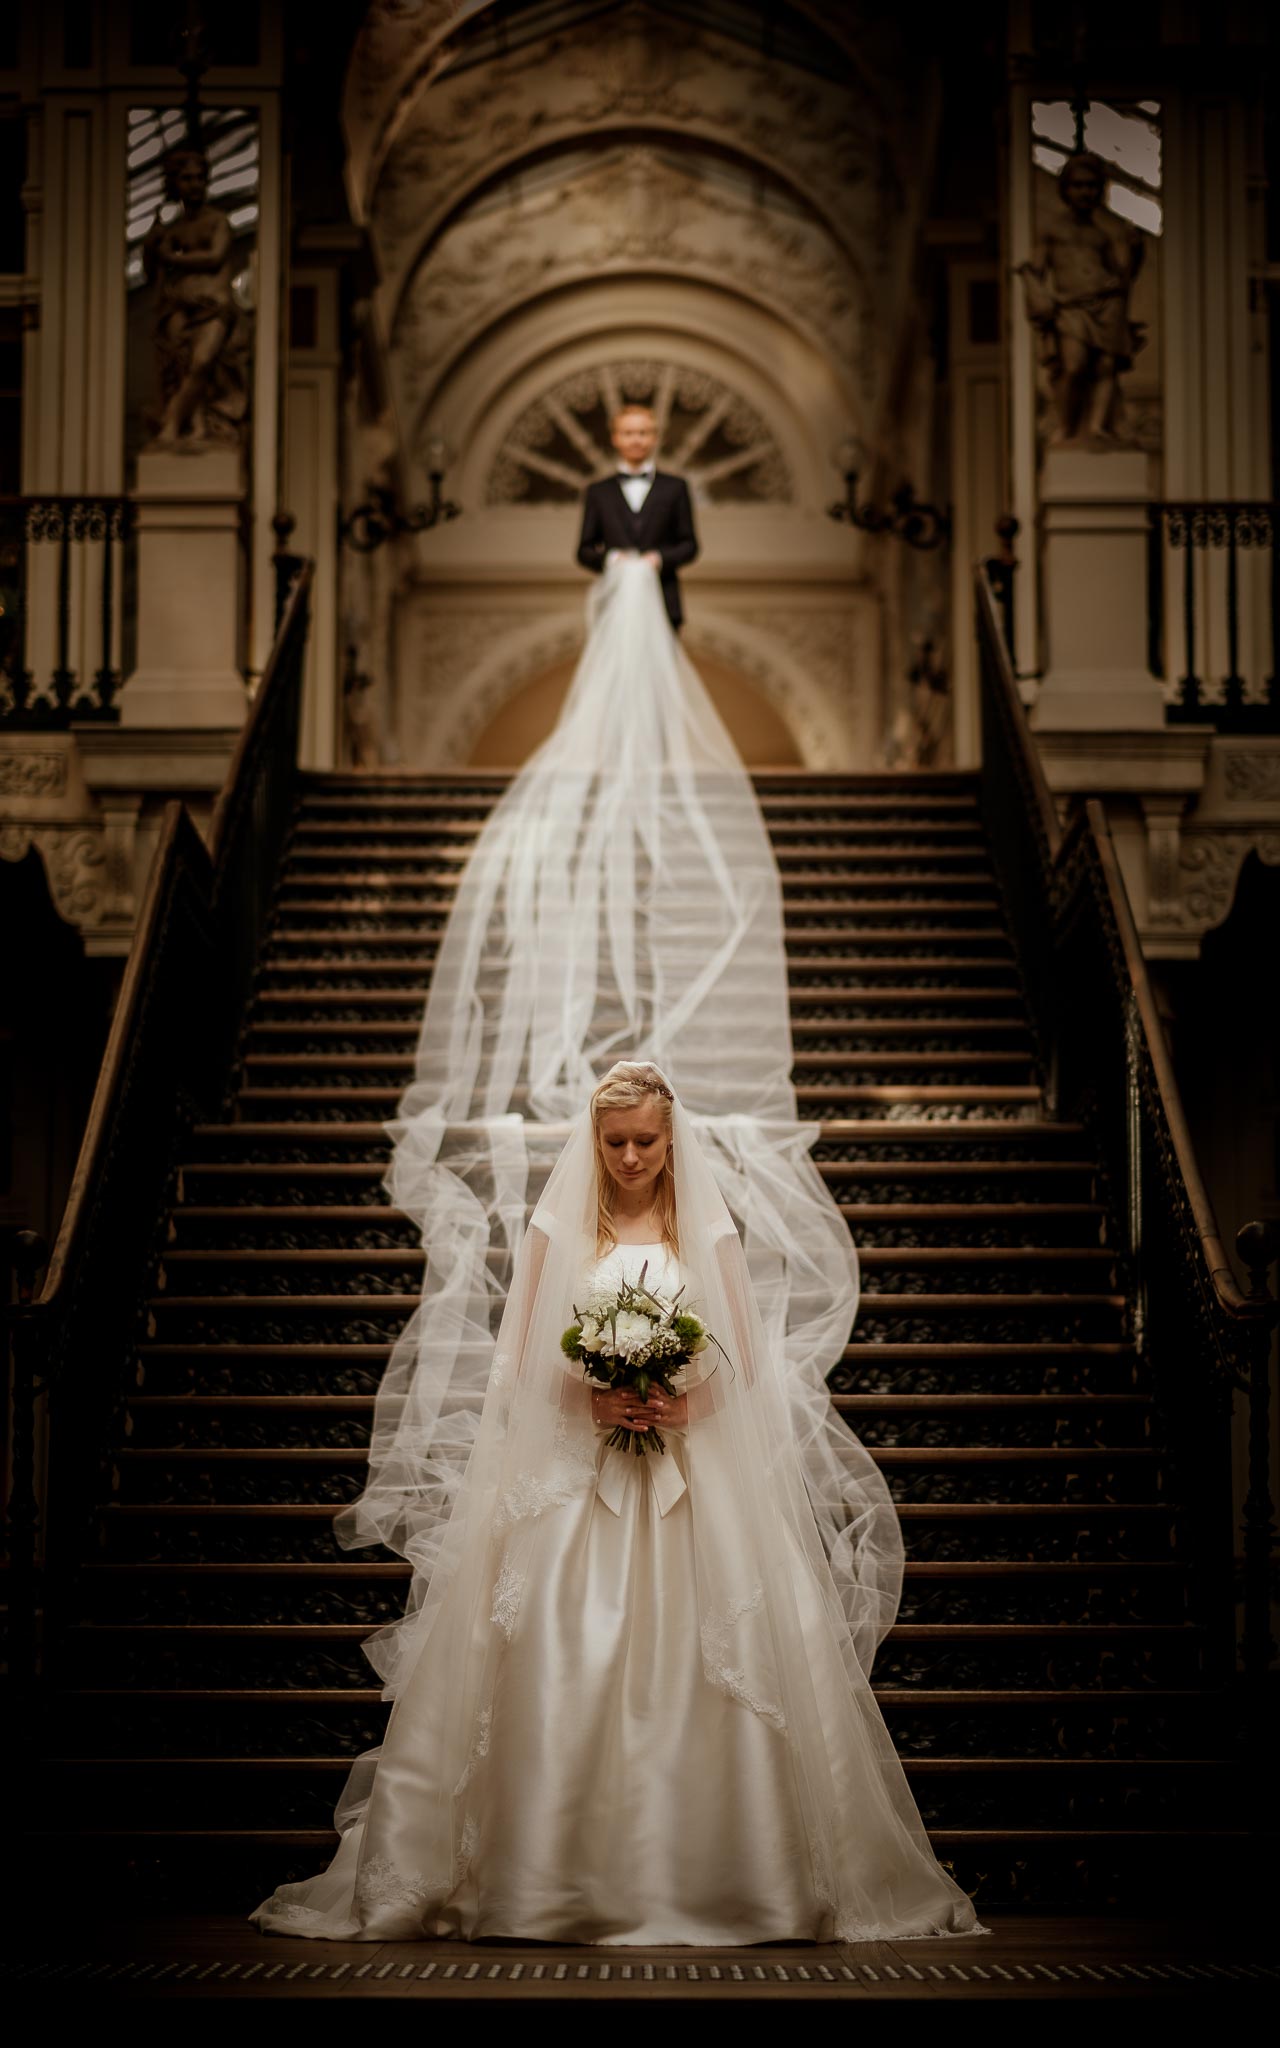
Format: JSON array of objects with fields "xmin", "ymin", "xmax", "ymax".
[{"xmin": 612, "ymin": 1309, "xmax": 655, "ymax": 1358}]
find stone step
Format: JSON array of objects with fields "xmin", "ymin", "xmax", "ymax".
[
  {"xmin": 164, "ymin": 1202, "xmax": 1110, "ymax": 1252},
  {"xmin": 287, "ymin": 816, "xmax": 991, "ymax": 844},
  {"xmin": 248, "ymin": 977, "xmax": 1028, "ymax": 1010},
  {"xmin": 258, "ymin": 942, "xmax": 1021, "ymax": 977},
  {"xmin": 133, "ymin": 1339, "xmax": 1145, "ymax": 1403},
  {"xmin": 224, "ymin": 1088, "xmax": 1048, "ymax": 1121},
  {"xmin": 277, "ymin": 866, "xmax": 1003, "ymax": 893},
  {"xmin": 262, "ymin": 921, "xmax": 1019, "ymax": 950},
  {"xmin": 122, "ymin": 1393, "xmax": 1154, "ymax": 1452},
  {"xmin": 38, "ymin": 1752, "xmax": 1242, "ymax": 1835},
  {"xmin": 99, "ymin": 1501, "xmax": 1181, "ymax": 1568},
  {"xmin": 184, "ymin": 1119, "xmax": 1086, "ymax": 1155},
  {"xmin": 60, "ymin": 1620, "xmax": 1206, "ymax": 1694},
  {"xmin": 154, "ymin": 1228, "xmax": 1114, "ymax": 1277},
  {"xmin": 77, "ymin": 1553, "xmax": 1189, "ymax": 1628},
  {"xmin": 295, "ymin": 802, "xmax": 987, "ymax": 826}
]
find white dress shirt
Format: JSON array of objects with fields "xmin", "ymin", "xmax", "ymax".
[{"xmin": 616, "ymin": 462, "xmax": 655, "ymax": 514}]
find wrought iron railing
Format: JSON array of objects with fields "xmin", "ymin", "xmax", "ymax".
[
  {"xmin": 1147, "ymin": 500, "xmax": 1279, "ymax": 731},
  {"xmin": 975, "ymin": 570, "xmax": 1060, "ymax": 1099},
  {"xmin": 977, "ymin": 566, "xmax": 1279, "ymax": 1748},
  {"xmin": 0, "ymin": 496, "xmax": 133, "ymax": 727},
  {"xmin": 2, "ymin": 556, "xmax": 312, "ymax": 1725}
]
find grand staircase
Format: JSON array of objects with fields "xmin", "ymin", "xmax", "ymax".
[{"xmin": 42, "ymin": 769, "xmax": 1248, "ymax": 1911}]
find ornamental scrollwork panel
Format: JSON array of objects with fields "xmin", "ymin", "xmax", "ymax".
[
  {"xmin": 1176, "ymin": 830, "xmax": 1280, "ymax": 935},
  {"xmin": 0, "ymin": 821, "xmax": 106, "ymax": 928},
  {"xmin": 0, "ymin": 750, "xmax": 70, "ymax": 797}
]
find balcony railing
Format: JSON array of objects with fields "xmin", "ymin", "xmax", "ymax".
[
  {"xmin": 1147, "ymin": 501, "xmax": 1279, "ymax": 731},
  {"xmin": 0, "ymin": 496, "xmax": 133, "ymax": 728}
]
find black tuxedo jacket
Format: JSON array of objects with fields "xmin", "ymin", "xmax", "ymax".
[{"xmin": 575, "ymin": 471, "xmax": 699, "ymax": 629}]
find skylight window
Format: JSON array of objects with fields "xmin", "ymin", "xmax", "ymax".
[
  {"xmin": 1031, "ymin": 99, "xmax": 1162, "ymax": 237},
  {"xmin": 125, "ymin": 107, "xmax": 260, "ymax": 288}
]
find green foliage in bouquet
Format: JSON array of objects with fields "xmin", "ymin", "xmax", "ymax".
[{"xmin": 561, "ymin": 1261, "xmax": 723, "ymax": 1457}]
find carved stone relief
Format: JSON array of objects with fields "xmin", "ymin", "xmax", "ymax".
[
  {"xmin": 1176, "ymin": 830, "xmax": 1280, "ymax": 935},
  {"xmin": 1223, "ymin": 750, "xmax": 1280, "ymax": 803},
  {"xmin": 391, "ymin": 142, "xmax": 870, "ymax": 445},
  {"xmin": 0, "ymin": 751, "xmax": 70, "ymax": 798},
  {"xmin": 368, "ymin": 3, "xmax": 901, "ymax": 306},
  {"xmin": 397, "ymin": 610, "xmax": 586, "ymax": 770},
  {"xmin": 0, "ymin": 821, "xmax": 107, "ymax": 928}
]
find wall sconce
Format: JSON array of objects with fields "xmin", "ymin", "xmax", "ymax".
[
  {"xmin": 827, "ymin": 437, "xmax": 951, "ymax": 552},
  {"xmin": 339, "ymin": 436, "xmax": 461, "ymax": 553}
]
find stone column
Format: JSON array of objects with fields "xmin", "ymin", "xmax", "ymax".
[
  {"xmin": 1030, "ymin": 449, "xmax": 1167, "ymax": 733},
  {"xmin": 120, "ymin": 447, "xmax": 249, "ymax": 728}
]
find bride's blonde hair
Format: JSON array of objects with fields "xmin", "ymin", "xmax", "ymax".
[{"xmin": 590, "ymin": 1063, "xmax": 678, "ymax": 1257}]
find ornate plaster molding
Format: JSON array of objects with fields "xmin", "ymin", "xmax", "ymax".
[
  {"xmin": 0, "ymin": 749, "xmax": 71, "ymax": 798},
  {"xmin": 0, "ymin": 820, "xmax": 107, "ymax": 929},
  {"xmin": 1222, "ymin": 750, "xmax": 1280, "ymax": 803},
  {"xmin": 1175, "ymin": 829, "xmax": 1280, "ymax": 938},
  {"xmin": 391, "ymin": 140, "xmax": 873, "ymax": 443},
  {"xmin": 359, "ymin": 2, "xmax": 905, "ymax": 291}
]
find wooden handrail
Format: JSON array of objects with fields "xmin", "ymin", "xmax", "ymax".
[
  {"xmin": 29, "ymin": 560, "xmax": 314, "ymax": 1314},
  {"xmin": 32, "ymin": 799, "xmax": 196, "ymax": 1309},
  {"xmin": 208, "ymin": 560, "xmax": 309, "ymax": 871},
  {"xmin": 1085, "ymin": 796, "xmax": 1259, "ymax": 1322},
  {"xmin": 975, "ymin": 569, "xmax": 1062, "ymax": 865}
]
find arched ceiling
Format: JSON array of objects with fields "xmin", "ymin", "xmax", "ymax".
[
  {"xmin": 345, "ymin": 1, "xmax": 939, "ymax": 481},
  {"xmin": 342, "ymin": 2, "xmax": 915, "ymax": 225}
]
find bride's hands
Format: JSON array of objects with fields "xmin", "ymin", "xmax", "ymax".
[{"xmin": 590, "ymin": 1387, "xmax": 689, "ymax": 1430}]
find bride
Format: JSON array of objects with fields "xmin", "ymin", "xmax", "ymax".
[{"xmin": 249, "ymin": 552, "xmax": 988, "ymax": 1945}]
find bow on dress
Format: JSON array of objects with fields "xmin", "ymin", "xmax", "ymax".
[{"xmin": 594, "ymin": 1431, "xmax": 688, "ymax": 1518}]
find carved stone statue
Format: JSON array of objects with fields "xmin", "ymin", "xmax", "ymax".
[
  {"xmin": 142, "ymin": 146, "xmax": 250, "ymax": 451},
  {"xmin": 1017, "ymin": 151, "xmax": 1146, "ymax": 450}
]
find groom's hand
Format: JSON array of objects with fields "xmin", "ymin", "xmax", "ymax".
[{"xmin": 641, "ymin": 550, "xmax": 662, "ymax": 568}]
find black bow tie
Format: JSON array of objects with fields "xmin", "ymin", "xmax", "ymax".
[{"xmin": 618, "ymin": 466, "xmax": 654, "ymax": 478}]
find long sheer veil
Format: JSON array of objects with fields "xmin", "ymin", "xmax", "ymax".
[{"xmin": 333, "ymin": 553, "xmax": 905, "ymax": 1697}]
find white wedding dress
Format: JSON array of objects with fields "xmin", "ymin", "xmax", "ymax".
[
  {"xmin": 253, "ymin": 1239, "xmax": 978, "ymax": 1944},
  {"xmin": 249, "ymin": 554, "xmax": 987, "ymax": 1946}
]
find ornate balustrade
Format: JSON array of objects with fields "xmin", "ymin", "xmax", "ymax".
[
  {"xmin": 2, "ymin": 558, "xmax": 311, "ymax": 1722},
  {"xmin": 1147, "ymin": 500, "xmax": 1279, "ymax": 732},
  {"xmin": 977, "ymin": 567, "xmax": 1278, "ymax": 1748},
  {"xmin": 0, "ymin": 496, "xmax": 134, "ymax": 727}
]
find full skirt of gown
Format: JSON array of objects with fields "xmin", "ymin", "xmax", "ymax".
[{"xmin": 250, "ymin": 1415, "xmax": 985, "ymax": 1944}]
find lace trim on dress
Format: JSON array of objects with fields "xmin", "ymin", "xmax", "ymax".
[
  {"xmin": 699, "ymin": 1583, "xmax": 787, "ymax": 1733},
  {"xmin": 257, "ymin": 1895, "xmax": 328, "ymax": 1926},
  {"xmin": 454, "ymin": 1812, "xmax": 480, "ymax": 1885},
  {"xmin": 494, "ymin": 1412, "xmax": 598, "ymax": 1531},
  {"xmin": 354, "ymin": 1852, "xmax": 436, "ymax": 1917},
  {"xmin": 452, "ymin": 1705, "xmax": 493, "ymax": 1797},
  {"xmin": 490, "ymin": 1559, "xmax": 525, "ymax": 1638}
]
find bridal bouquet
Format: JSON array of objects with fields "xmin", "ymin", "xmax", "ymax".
[{"xmin": 561, "ymin": 1262, "xmax": 714, "ymax": 1458}]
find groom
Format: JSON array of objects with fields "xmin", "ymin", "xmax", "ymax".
[{"xmin": 575, "ymin": 403, "xmax": 699, "ymax": 631}]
